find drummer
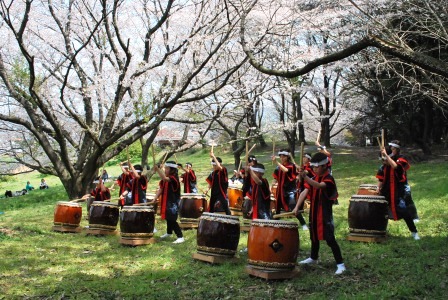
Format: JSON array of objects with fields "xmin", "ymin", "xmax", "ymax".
[
  {"xmin": 271, "ymin": 149, "xmax": 298, "ymax": 215},
  {"xmin": 230, "ymin": 169, "xmax": 244, "ymax": 185},
  {"xmin": 119, "ymin": 163, "xmax": 147, "ymax": 205},
  {"xmin": 242, "ymin": 155, "xmax": 257, "ymax": 199},
  {"xmin": 247, "ymin": 163, "xmax": 272, "ymax": 220},
  {"xmin": 294, "ymin": 153, "xmax": 314, "ymax": 231},
  {"xmin": 377, "ymin": 145, "xmax": 420, "ymax": 240},
  {"xmin": 179, "ymin": 162, "xmax": 198, "ymax": 193},
  {"xmin": 206, "ymin": 150, "xmax": 231, "ymax": 215},
  {"xmin": 82, "ymin": 177, "xmax": 111, "ymax": 202},
  {"xmin": 294, "ymin": 152, "xmax": 346, "ymax": 275},
  {"xmin": 154, "ymin": 161, "xmax": 184, "ymax": 244},
  {"xmin": 116, "ymin": 162, "xmax": 133, "ymax": 207}
]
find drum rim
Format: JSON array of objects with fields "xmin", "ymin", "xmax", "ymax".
[
  {"xmin": 56, "ymin": 201, "xmax": 82, "ymax": 207},
  {"xmin": 180, "ymin": 194, "xmax": 206, "ymax": 199},
  {"xmin": 350, "ymin": 194, "xmax": 386, "ymax": 200},
  {"xmin": 121, "ymin": 206, "xmax": 154, "ymax": 212},
  {"xmin": 251, "ymin": 219, "xmax": 299, "ymax": 226},
  {"xmin": 200, "ymin": 212, "xmax": 240, "ymax": 221}
]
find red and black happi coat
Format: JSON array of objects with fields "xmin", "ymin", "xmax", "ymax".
[
  {"xmin": 272, "ymin": 162, "xmax": 297, "ymax": 211},
  {"xmin": 250, "ymin": 176, "xmax": 272, "ymax": 220},
  {"xmin": 159, "ymin": 175, "xmax": 181, "ymax": 221},
  {"xmin": 306, "ymin": 171, "xmax": 338, "ymax": 241},
  {"xmin": 297, "ymin": 163, "xmax": 315, "ymax": 194},
  {"xmin": 206, "ymin": 167, "xmax": 229, "ymax": 210},
  {"xmin": 242, "ymin": 172, "xmax": 253, "ymax": 199},
  {"xmin": 117, "ymin": 172, "xmax": 133, "ymax": 196},
  {"xmin": 376, "ymin": 155, "xmax": 409, "ymax": 220},
  {"xmin": 127, "ymin": 175, "xmax": 148, "ymax": 204},
  {"xmin": 90, "ymin": 187, "xmax": 111, "ymax": 201},
  {"xmin": 181, "ymin": 170, "xmax": 197, "ymax": 193}
]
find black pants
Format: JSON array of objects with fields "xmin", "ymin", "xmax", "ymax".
[
  {"xmin": 166, "ymin": 219, "xmax": 183, "ymax": 238},
  {"xmin": 310, "ymin": 236, "xmax": 343, "ymax": 264},
  {"xmin": 209, "ymin": 197, "xmax": 231, "ymax": 215}
]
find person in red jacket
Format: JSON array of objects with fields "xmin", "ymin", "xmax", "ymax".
[{"xmin": 179, "ymin": 162, "xmax": 198, "ymax": 193}]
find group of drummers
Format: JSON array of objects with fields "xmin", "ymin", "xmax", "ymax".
[{"xmin": 82, "ymin": 138, "xmax": 420, "ymax": 275}]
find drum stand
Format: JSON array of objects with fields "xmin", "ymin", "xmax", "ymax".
[
  {"xmin": 85, "ymin": 228, "xmax": 118, "ymax": 236},
  {"xmin": 192, "ymin": 252, "xmax": 239, "ymax": 264},
  {"xmin": 52, "ymin": 225, "xmax": 82, "ymax": 233},
  {"xmin": 245, "ymin": 266, "xmax": 299, "ymax": 280},
  {"xmin": 346, "ymin": 233, "xmax": 387, "ymax": 243},
  {"xmin": 179, "ymin": 218, "xmax": 199, "ymax": 230},
  {"xmin": 119, "ymin": 237, "xmax": 156, "ymax": 246}
]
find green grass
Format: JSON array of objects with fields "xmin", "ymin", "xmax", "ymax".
[{"xmin": 1, "ymin": 146, "xmax": 447, "ymax": 299}]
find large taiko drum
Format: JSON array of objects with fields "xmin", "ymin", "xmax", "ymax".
[
  {"xmin": 197, "ymin": 213, "xmax": 240, "ymax": 257},
  {"xmin": 247, "ymin": 219, "xmax": 299, "ymax": 271},
  {"xmin": 357, "ymin": 184, "xmax": 379, "ymax": 196},
  {"xmin": 53, "ymin": 201, "xmax": 82, "ymax": 230},
  {"xmin": 88, "ymin": 201, "xmax": 119, "ymax": 232},
  {"xmin": 348, "ymin": 195, "xmax": 388, "ymax": 236},
  {"xmin": 119, "ymin": 205, "xmax": 155, "ymax": 240},
  {"xmin": 241, "ymin": 196, "xmax": 253, "ymax": 220},
  {"xmin": 179, "ymin": 193, "xmax": 207, "ymax": 224},
  {"xmin": 228, "ymin": 186, "xmax": 243, "ymax": 209}
]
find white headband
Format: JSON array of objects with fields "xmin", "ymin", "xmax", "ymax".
[
  {"xmin": 278, "ymin": 151, "xmax": 290, "ymax": 156},
  {"xmin": 388, "ymin": 142, "xmax": 400, "ymax": 149},
  {"xmin": 135, "ymin": 170, "xmax": 142, "ymax": 173},
  {"xmin": 250, "ymin": 166, "xmax": 265, "ymax": 173},
  {"xmin": 309, "ymin": 157, "xmax": 329, "ymax": 167},
  {"xmin": 304, "ymin": 154, "xmax": 312, "ymax": 159},
  {"xmin": 211, "ymin": 161, "xmax": 216, "ymax": 165},
  {"xmin": 165, "ymin": 163, "xmax": 178, "ymax": 169}
]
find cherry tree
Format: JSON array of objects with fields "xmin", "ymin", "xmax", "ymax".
[{"xmin": 0, "ymin": 0, "xmax": 246, "ymax": 198}]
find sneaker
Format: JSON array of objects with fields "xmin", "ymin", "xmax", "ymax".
[
  {"xmin": 412, "ymin": 232, "xmax": 420, "ymax": 240},
  {"xmin": 299, "ymin": 257, "xmax": 318, "ymax": 264},
  {"xmin": 335, "ymin": 263, "xmax": 346, "ymax": 275},
  {"xmin": 239, "ymin": 247, "xmax": 248, "ymax": 253},
  {"xmin": 413, "ymin": 218, "xmax": 420, "ymax": 223},
  {"xmin": 153, "ymin": 228, "xmax": 158, "ymax": 233},
  {"xmin": 173, "ymin": 237, "xmax": 185, "ymax": 244},
  {"xmin": 302, "ymin": 224, "xmax": 309, "ymax": 231},
  {"xmin": 160, "ymin": 233, "xmax": 172, "ymax": 239}
]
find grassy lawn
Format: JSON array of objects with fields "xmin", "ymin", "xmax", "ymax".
[{"xmin": 0, "ymin": 146, "xmax": 447, "ymax": 299}]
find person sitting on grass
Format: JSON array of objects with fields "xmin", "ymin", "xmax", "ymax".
[
  {"xmin": 39, "ymin": 179, "xmax": 49, "ymax": 189},
  {"xmin": 26, "ymin": 181, "xmax": 35, "ymax": 191}
]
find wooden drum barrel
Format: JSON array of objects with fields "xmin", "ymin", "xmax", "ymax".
[
  {"xmin": 357, "ymin": 184, "xmax": 379, "ymax": 195},
  {"xmin": 179, "ymin": 193, "xmax": 207, "ymax": 224},
  {"xmin": 247, "ymin": 219, "xmax": 299, "ymax": 271},
  {"xmin": 241, "ymin": 196, "xmax": 253, "ymax": 220},
  {"xmin": 197, "ymin": 213, "xmax": 240, "ymax": 257},
  {"xmin": 348, "ymin": 195, "xmax": 388, "ymax": 236},
  {"xmin": 53, "ymin": 201, "xmax": 82, "ymax": 230},
  {"xmin": 119, "ymin": 205, "xmax": 155, "ymax": 240},
  {"xmin": 88, "ymin": 201, "xmax": 119, "ymax": 232},
  {"xmin": 228, "ymin": 186, "xmax": 243, "ymax": 209}
]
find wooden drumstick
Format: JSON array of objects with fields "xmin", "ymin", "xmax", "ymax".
[
  {"xmin": 381, "ymin": 129, "xmax": 385, "ymax": 148},
  {"xmin": 299, "ymin": 142, "xmax": 304, "ymax": 167},
  {"xmin": 151, "ymin": 144, "xmax": 156, "ymax": 167},
  {"xmin": 126, "ymin": 145, "xmax": 130, "ymax": 164},
  {"xmin": 376, "ymin": 136, "xmax": 382, "ymax": 149},
  {"xmin": 272, "ymin": 211, "xmax": 304, "ymax": 219},
  {"xmin": 316, "ymin": 128, "xmax": 322, "ymax": 144},
  {"xmin": 272, "ymin": 138, "xmax": 275, "ymax": 165}
]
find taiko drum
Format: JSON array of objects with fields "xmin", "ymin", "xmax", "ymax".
[
  {"xmin": 348, "ymin": 195, "xmax": 388, "ymax": 236},
  {"xmin": 227, "ymin": 186, "xmax": 243, "ymax": 209},
  {"xmin": 119, "ymin": 205, "xmax": 155, "ymax": 240},
  {"xmin": 53, "ymin": 201, "xmax": 82, "ymax": 228},
  {"xmin": 197, "ymin": 212, "xmax": 240, "ymax": 257},
  {"xmin": 88, "ymin": 201, "xmax": 119, "ymax": 232},
  {"xmin": 179, "ymin": 193, "xmax": 207, "ymax": 223},
  {"xmin": 247, "ymin": 219, "xmax": 299, "ymax": 271},
  {"xmin": 357, "ymin": 184, "xmax": 379, "ymax": 196}
]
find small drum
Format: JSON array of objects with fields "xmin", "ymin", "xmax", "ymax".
[
  {"xmin": 179, "ymin": 193, "xmax": 207, "ymax": 223},
  {"xmin": 227, "ymin": 186, "xmax": 243, "ymax": 209},
  {"xmin": 247, "ymin": 219, "xmax": 299, "ymax": 271},
  {"xmin": 348, "ymin": 195, "xmax": 388, "ymax": 236},
  {"xmin": 88, "ymin": 201, "xmax": 119, "ymax": 232},
  {"xmin": 53, "ymin": 201, "xmax": 82, "ymax": 229},
  {"xmin": 119, "ymin": 205, "xmax": 155, "ymax": 240},
  {"xmin": 242, "ymin": 196, "xmax": 253, "ymax": 220},
  {"xmin": 357, "ymin": 184, "xmax": 378, "ymax": 196},
  {"xmin": 197, "ymin": 213, "xmax": 240, "ymax": 257}
]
